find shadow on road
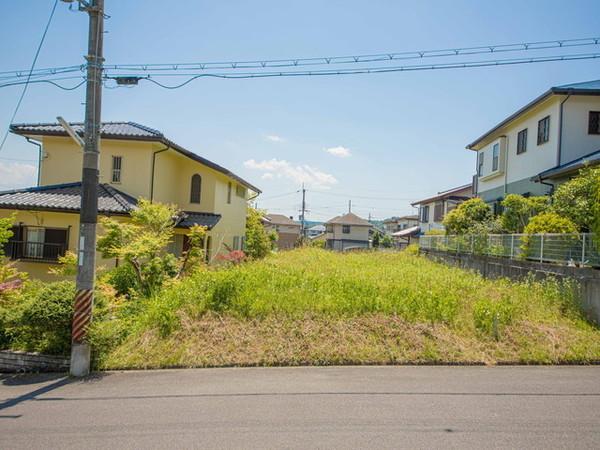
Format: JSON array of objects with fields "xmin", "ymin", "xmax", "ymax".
[{"xmin": 0, "ymin": 372, "xmax": 111, "ymax": 412}]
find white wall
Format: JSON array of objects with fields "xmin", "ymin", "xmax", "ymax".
[{"xmin": 562, "ymin": 96, "xmax": 600, "ymax": 164}]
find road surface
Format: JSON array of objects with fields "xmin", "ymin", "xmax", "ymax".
[{"xmin": 1, "ymin": 366, "xmax": 600, "ymax": 449}]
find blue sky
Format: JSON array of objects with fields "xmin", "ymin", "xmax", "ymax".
[{"xmin": 1, "ymin": 0, "xmax": 599, "ymax": 221}]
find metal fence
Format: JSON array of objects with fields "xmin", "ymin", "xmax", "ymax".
[{"xmin": 419, "ymin": 233, "xmax": 600, "ymax": 267}]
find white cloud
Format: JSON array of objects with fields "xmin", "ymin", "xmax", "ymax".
[
  {"xmin": 0, "ymin": 162, "xmax": 37, "ymax": 190},
  {"xmin": 325, "ymin": 146, "xmax": 351, "ymax": 158},
  {"xmin": 261, "ymin": 173, "xmax": 274, "ymax": 180},
  {"xmin": 244, "ymin": 158, "xmax": 337, "ymax": 188},
  {"xmin": 265, "ymin": 134, "xmax": 285, "ymax": 143}
]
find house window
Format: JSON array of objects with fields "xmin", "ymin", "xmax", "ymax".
[
  {"xmin": 477, "ymin": 152, "xmax": 484, "ymax": 176},
  {"xmin": 235, "ymin": 184, "xmax": 246, "ymax": 198},
  {"xmin": 227, "ymin": 182, "xmax": 232, "ymax": 204},
  {"xmin": 233, "ymin": 236, "xmax": 240, "ymax": 250},
  {"xmin": 190, "ymin": 174, "xmax": 202, "ymax": 204},
  {"xmin": 589, "ymin": 111, "xmax": 600, "ymax": 135},
  {"xmin": 111, "ymin": 156, "xmax": 122, "ymax": 183},
  {"xmin": 537, "ymin": 116, "xmax": 550, "ymax": 145},
  {"xmin": 433, "ymin": 201, "xmax": 444, "ymax": 222},
  {"xmin": 492, "ymin": 143, "xmax": 499, "ymax": 171},
  {"xmin": 517, "ymin": 128, "xmax": 528, "ymax": 154},
  {"xmin": 420, "ymin": 205, "xmax": 430, "ymax": 223},
  {"xmin": 326, "ymin": 224, "xmax": 334, "ymax": 233},
  {"xmin": 342, "ymin": 225, "xmax": 351, "ymax": 234}
]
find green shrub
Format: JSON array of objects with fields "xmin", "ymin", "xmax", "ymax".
[
  {"xmin": 521, "ymin": 212, "xmax": 578, "ymax": 259},
  {"xmin": 105, "ymin": 264, "xmax": 140, "ymax": 297},
  {"xmin": 551, "ymin": 166, "xmax": 600, "ymax": 231},
  {"xmin": 501, "ymin": 194, "xmax": 550, "ymax": 233},
  {"xmin": 11, "ymin": 281, "xmax": 76, "ymax": 355},
  {"xmin": 443, "ymin": 198, "xmax": 492, "ymax": 235}
]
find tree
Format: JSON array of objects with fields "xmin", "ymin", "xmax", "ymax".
[
  {"xmin": 551, "ymin": 166, "xmax": 600, "ymax": 231},
  {"xmin": 245, "ymin": 208, "xmax": 274, "ymax": 259},
  {"xmin": 442, "ymin": 198, "xmax": 493, "ymax": 235},
  {"xmin": 372, "ymin": 231, "xmax": 382, "ymax": 248},
  {"xmin": 0, "ymin": 215, "xmax": 14, "ymax": 257},
  {"xmin": 500, "ymin": 194, "xmax": 550, "ymax": 233},
  {"xmin": 381, "ymin": 234, "xmax": 394, "ymax": 248},
  {"xmin": 97, "ymin": 199, "xmax": 206, "ymax": 297}
]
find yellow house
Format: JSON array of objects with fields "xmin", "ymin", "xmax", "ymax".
[{"xmin": 0, "ymin": 122, "xmax": 260, "ymax": 279}]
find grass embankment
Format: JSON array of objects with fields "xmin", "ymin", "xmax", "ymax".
[{"xmin": 91, "ymin": 248, "xmax": 600, "ymax": 368}]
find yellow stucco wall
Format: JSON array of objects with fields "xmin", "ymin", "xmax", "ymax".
[{"xmin": 3, "ymin": 135, "xmax": 255, "ymax": 277}]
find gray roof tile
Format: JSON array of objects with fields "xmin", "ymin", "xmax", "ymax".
[{"xmin": 0, "ymin": 182, "xmax": 137, "ymax": 214}]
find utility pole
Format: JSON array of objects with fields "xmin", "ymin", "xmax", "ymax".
[
  {"xmin": 300, "ymin": 184, "xmax": 306, "ymax": 240},
  {"xmin": 69, "ymin": 0, "xmax": 105, "ymax": 377},
  {"xmin": 348, "ymin": 200, "xmax": 352, "ymax": 214}
]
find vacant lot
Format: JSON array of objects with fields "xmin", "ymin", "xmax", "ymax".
[{"xmin": 92, "ymin": 248, "xmax": 600, "ymax": 368}]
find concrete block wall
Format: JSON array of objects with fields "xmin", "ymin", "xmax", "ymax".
[
  {"xmin": 0, "ymin": 350, "xmax": 69, "ymax": 373},
  {"xmin": 422, "ymin": 249, "xmax": 600, "ymax": 325}
]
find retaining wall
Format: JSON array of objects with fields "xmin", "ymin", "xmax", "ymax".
[
  {"xmin": 422, "ymin": 249, "xmax": 600, "ymax": 325},
  {"xmin": 0, "ymin": 350, "xmax": 69, "ymax": 373}
]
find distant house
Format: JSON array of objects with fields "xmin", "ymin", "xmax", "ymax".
[
  {"xmin": 468, "ymin": 79, "xmax": 600, "ymax": 210},
  {"xmin": 325, "ymin": 212, "xmax": 372, "ymax": 251},
  {"xmin": 307, "ymin": 224, "xmax": 326, "ymax": 238},
  {"xmin": 411, "ymin": 184, "xmax": 473, "ymax": 233},
  {"xmin": 262, "ymin": 214, "xmax": 301, "ymax": 250},
  {"xmin": 383, "ymin": 215, "xmax": 419, "ymax": 234}
]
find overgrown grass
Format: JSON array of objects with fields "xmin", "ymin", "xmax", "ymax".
[{"xmin": 90, "ymin": 248, "xmax": 600, "ymax": 368}]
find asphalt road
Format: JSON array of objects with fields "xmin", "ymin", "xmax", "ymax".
[{"xmin": 1, "ymin": 366, "xmax": 600, "ymax": 449}]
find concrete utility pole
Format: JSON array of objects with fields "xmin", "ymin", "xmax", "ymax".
[
  {"xmin": 69, "ymin": 0, "xmax": 105, "ymax": 377},
  {"xmin": 300, "ymin": 184, "xmax": 306, "ymax": 239}
]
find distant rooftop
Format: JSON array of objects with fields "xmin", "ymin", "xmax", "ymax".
[
  {"xmin": 411, "ymin": 184, "xmax": 473, "ymax": 206},
  {"xmin": 263, "ymin": 213, "xmax": 300, "ymax": 227},
  {"xmin": 326, "ymin": 212, "xmax": 371, "ymax": 227},
  {"xmin": 10, "ymin": 121, "xmax": 261, "ymax": 194}
]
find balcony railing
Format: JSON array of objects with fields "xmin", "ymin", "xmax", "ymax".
[{"xmin": 4, "ymin": 241, "xmax": 67, "ymax": 263}]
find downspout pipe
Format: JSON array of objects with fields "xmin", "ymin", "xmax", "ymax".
[
  {"xmin": 150, "ymin": 144, "xmax": 170, "ymax": 202},
  {"xmin": 25, "ymin": 137, "xmax": 43, "ymax": 186},
  {"xmin": 557, "ymin": 93, "xmax": 572, "ymax": 166}
]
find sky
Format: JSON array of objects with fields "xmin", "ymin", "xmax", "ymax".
[{"xmin": 0, "ymin": 0, "xmax": 599, "ymax": 222}]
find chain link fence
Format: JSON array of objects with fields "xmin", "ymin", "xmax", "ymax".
[{"xmin": 419, "ymin": 233, "xmax": 600, "ymax": 267}]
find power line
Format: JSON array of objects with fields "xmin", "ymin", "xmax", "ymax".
[
  {"xmin": 0, "ymin": 77, "xmax": 87, "ymax": 90},
  {"xmin": 102, "ymin": 52, "xmax": 600, "ymax": 89},
  {"xmin": 0, "ymin": 0, "xmax": 59, "ymax": 154},
  {"xmin": 102, "ymin": 37, "xmax": 600, "ymax": 72}
]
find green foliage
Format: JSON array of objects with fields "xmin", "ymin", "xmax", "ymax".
[
  {"xmin": 0, "ymin": 215, "xmax": 15, "ymax": 256},
  {"xmin": 551, "ymin": 166, "xmax": 600, "ymax": 231},
  {"xmin": 381, "ymin": 234, "xmax": 394, "ymax": 248},
  {"xmin": 443, "ymin": 198, "xmax": 493, "ymax": 235},
  {"xmin": 523, "ymin": 212, "xmax": 578, "ymax": 235},
  {"xmin": 473, "ymin": 297, "xmax": 516, "ymax": 338},
  {"xmin": 424, "ymin": 229, "xmax": 445, "ymax": 236},
  {"xmin": 245, "ymin": 208, "xmax": 273, "ymax": 259},
  {"xmin": 372, "ymin": 231, "xmax": 382, "ymax": 248},
  {"xmin": 500, "ymin": 194, "xmax": 550, "ymax": 233},
  {"xmin": 48, "ymin": 251, "xmax": 78, "ymax": 277},
  {"xmin": 97, "ymin": 199, "xmax": 206, "ymax": 297},
  {"xmin": 521, "ymin": 212, "xmax": 579, "ymax": 257},
  {"xmin": 104, "ymin": 263, "xmax": 140, "ymax": 297},
  {"xmin": 3, "ymin": 281, "xmax": 75, "ymax": 355}
]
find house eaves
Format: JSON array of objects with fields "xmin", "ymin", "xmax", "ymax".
[{"xmin": 466, "ymin": 80, "xmax": 600, "ymax": 151}]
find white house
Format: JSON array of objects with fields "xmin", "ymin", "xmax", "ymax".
[
  {"xmin": 383, "ymin": 215, "xmax": 419, "ymax": 234},
  {"xmin": 325, "ymin": 212, "xmax": 372, "ymax": 251},
  {"xmin": 411, "ymin": 184, "xmax": 473, "ymax": 233},
  {"xmin": 468, "ymin": 79, "xmax": 600, "ymax": 209}
]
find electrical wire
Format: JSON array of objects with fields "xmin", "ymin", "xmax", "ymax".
[
  {"xmin": 0, "ymin": 0, "xmax": 59, "ymax": 154},
  {"xmin": 102, "ymin": 52, "xmax": 600, "ymax": 89},
  {"xmin": 103, "ymin": 37, "xmax": 600, "ymax": 72},
  {"xmin": 0, "ymin": 77, "xmax": 87, "ymax": 90}
]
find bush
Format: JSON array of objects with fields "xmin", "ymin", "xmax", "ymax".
[
  {"xmin": 551, "ymin": 166, "xmax": 600, "ymax": 231},
  {"xmin": 105, "ymin": 263, "xmax": 140, "ymax": 297},
  {"xmin": 245, "ymin": 208, "xmax": 274, "ymax": 259},
  {"xmin": 7, "ymin": 281, "xmax": 76, "ymax": 355},
  {"xmin": 501, "ymin": 194, "xmax": 550, "ymax": 233},
  {"xmin": 521, "ymin": 212, "xmax": 579, "ymax": 258},
  {"xmin": 443, "ymin": 198, "xmax": 492, "ymax": 235}
]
